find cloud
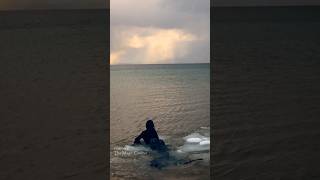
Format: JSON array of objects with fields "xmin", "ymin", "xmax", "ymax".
[
  {"xmin": 110, "ymin": 27, "xmax": 197, "ymax": 64},
  {"xmin": 111, "ymin": 0, "xmax": 210, "ymax": 64},
  {"xmin": 110, "ymin": 50, "xmax": 125, "ymax": 65}
]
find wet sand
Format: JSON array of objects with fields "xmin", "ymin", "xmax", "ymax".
[
  {"xmin": 212, "ymin": 7, "xmax": 320, "ymax": 179},
  {"xmin": 0, "ymin": 10, "xmax": 108, "ymax": 179}
]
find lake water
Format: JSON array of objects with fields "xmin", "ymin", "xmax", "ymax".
[{"xmin": 110, "ymin": 63, "xmax": 210, "ymax": 179}]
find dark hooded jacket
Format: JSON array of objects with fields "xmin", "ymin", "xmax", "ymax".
[{"xmin": 134, "ymin": 120, "xmax": 159, "ymax": 145}]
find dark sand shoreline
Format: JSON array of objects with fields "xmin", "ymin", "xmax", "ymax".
[
  {"xmin": 212, "ymin": 7, "xmax": 320, "ymax": 180},
  {"xmin": 0, "ymin": 10, "xmax": 108, "ymax": 179}
]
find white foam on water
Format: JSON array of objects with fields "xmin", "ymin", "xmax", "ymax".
[
  {"xmin": 186, "ymin": 137, "xmax": 202, "ymax": 143},
  {"xmin": 158, "ymin": 135, "xmax": 167, "ymax": 140},
  {"xmin": 178, "ymin": 133, "xmax": 210, "ymax": 153},
  {"xmin": 123, "ymin": 145, "xmax": 151, "ymax": 152}
]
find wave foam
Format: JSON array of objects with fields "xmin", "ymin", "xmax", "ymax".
[{"xmin": 122, "ymin": 145, "xmax": 151, "ymax": 152}]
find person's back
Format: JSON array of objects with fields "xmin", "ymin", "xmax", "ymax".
[
  {"xmin": 133, "ymin": 119, "xmax": 200, "ymax": 169},
  {"xmin": 134, "ymin": 120, "xmax": 159, "ymax": 145}
]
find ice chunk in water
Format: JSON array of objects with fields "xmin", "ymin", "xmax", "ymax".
[
  {"xmin": 199, "ymin": 140, "xmax": 210, "ymax": 145},
  {"xmin": 186, "ymin": 137, "xmax": 202, "ymax": 143},
  {"xmin": 178, "ymin": 133, "xmax": 210, "ymax": 153}
]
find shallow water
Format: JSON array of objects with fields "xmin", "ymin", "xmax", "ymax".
[{"xmin": 110, "ymin": 64, "xmax": 210, "ymax": 179}]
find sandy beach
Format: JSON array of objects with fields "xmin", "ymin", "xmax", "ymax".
[
  {"xmin": 0, "ymin": 10, "xmax": 108, "ymax": 179},
  {"xmin": 212, "ymin": 7, "xmax": 320, "ymax": 179}
]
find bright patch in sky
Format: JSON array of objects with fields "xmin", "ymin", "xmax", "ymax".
[
  {"xmin": 111, "ymin": 0, "xmax": 210, "ymax": 64},
  {"xmin": 111, "ymin": 27, "xmax": 197, "ymax": 64}
]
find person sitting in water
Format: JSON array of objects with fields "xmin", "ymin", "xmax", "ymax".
[
  {"xmin": 134, "ymin": 119, "xmax": 202, "ymax": 169},
  {"xmin": 134, "ymin": 119, "xmax": 167, "ymax": 152}
]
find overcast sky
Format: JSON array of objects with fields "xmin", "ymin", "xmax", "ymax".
[
  {"xmin": 2, "ymin": 0, "xmax": 319, "ymax": 64},
  {"xmin": 110, "ymin": 0, "xmax": 210, "ymax": 64}
]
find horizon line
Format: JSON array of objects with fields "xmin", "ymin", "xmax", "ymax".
[{"xmin": 110, "ymin": 62, "xmax": 210, "ymax": 66}]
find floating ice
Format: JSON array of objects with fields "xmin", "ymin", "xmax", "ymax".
[
  {"xmin": 178, "ymin": 133, "xmax": 210, "ymax": 153},
  {"xmin": 112, "ymin": 130, "xmax": 210, "ymax": 166},
  {"xmin": 186, "ymin": 138, "xmax": 202, "ymax": 143},
  {"xmin": 183, "ymin": 133, "xmax": 208, "ymax": 141},
  {"xmin": 199, "ymin": 140, "xmax": 210, "ymax": 145}
]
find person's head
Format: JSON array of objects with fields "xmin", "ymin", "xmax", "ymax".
[{"xmin": 146, "ymin": 119, "xmax": 154, "ymax": 130}]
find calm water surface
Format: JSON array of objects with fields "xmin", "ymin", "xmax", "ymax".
[{"xmin": 110, "ymin": 64, "xmax": 210, "ymax": 179}]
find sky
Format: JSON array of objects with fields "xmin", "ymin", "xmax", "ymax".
[
  {"xmin": 110, "ymin": 0, "xmax": 210, "ymax": 64},
  {"xmin": 2, "ymin": 0, "xmax": 319, "ymax": 64}
]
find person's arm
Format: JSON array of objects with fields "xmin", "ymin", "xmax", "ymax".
[
  {"xmin": 134, "ymin": 131, "xmax": 145, "ymax": 144},
  {"xmin": 154, "ymin": 129, "xmax": 160, "ymax": 139}
]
